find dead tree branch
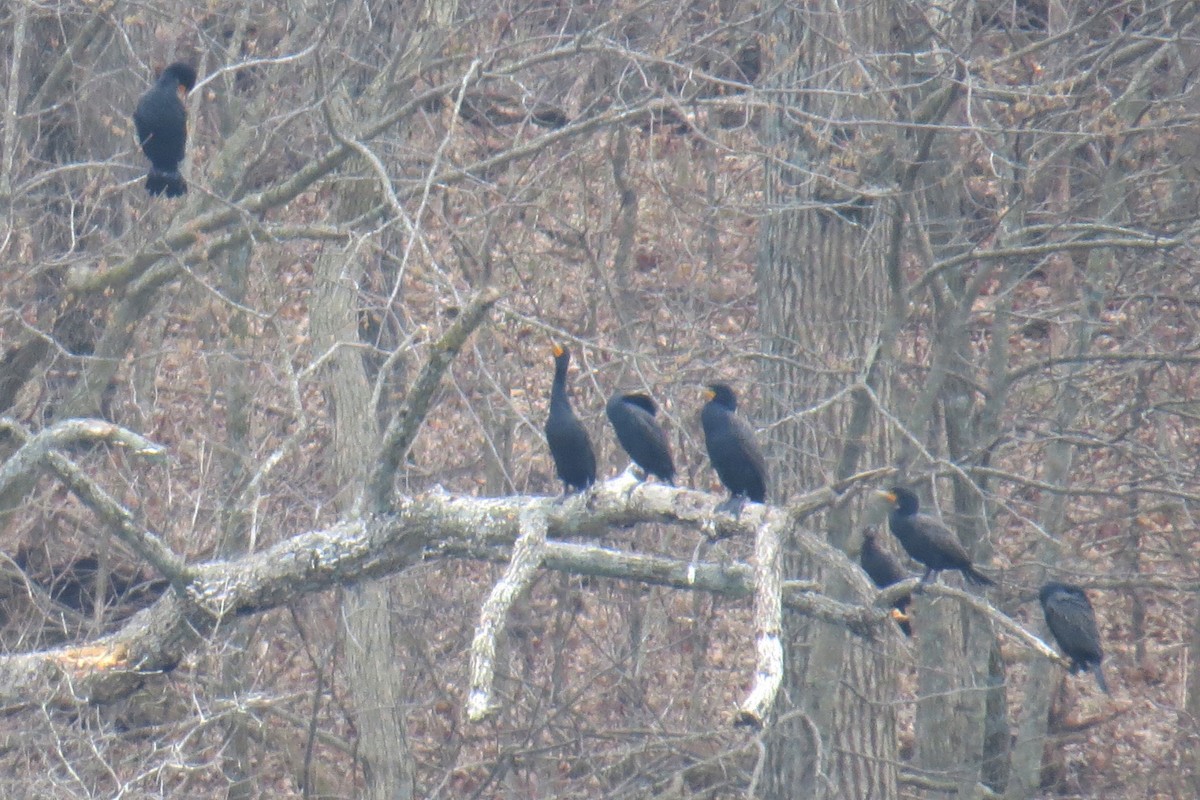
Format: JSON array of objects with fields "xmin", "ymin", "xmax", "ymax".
[
  {"xmin": 0, "ymin": 467, "xmax": 1063, "ymax": 720},
  {"xmin": 468, "ymin": 506, "xmax": 547, "ymax": 721},
  {"xmin": 364, "ymin": 285, "xmax": 503, "ymax": 512}
]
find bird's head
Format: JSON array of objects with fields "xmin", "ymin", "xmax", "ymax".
[
  {"xmin": 705, "ymin": 383, "xmax": 737, "ymax": 410},
  {"xmin": 622, "ymin": 393, "xmax": 658, "ymax": 415},
  {"xmin": 1039, "ymin": 581, "xmax": 1085, "ymax": 605},
  {"xmin": 163, "ymin": 62, "xmax": 198, "ymax": 93},
  {"xmin": 877, "ymin": 486, "xmax": 920, "ymax": 515}
]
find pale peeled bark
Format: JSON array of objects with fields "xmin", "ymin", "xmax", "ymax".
[{"xmin": 468, "ymin": 507, "xmax": 547, "ymax": 721}]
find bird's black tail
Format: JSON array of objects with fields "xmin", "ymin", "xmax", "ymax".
[
  {"xmin": 146, "ymin": 170, "xmax": 186, "ymax": 197},
  {"xmin": 964, "ymin": 566, "xmax": 996, "ymax": 586},
  {"xmin": 1093, "ymin": 663, "xmax": 1110, "ymax": 694}
]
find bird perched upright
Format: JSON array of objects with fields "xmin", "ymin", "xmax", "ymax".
[
  {"xmin": 877, "ymin": 487, "xmax": 995, "ymax": 586},
  {"xmin": 606, "ymin": 392, "xmax": 675, "ymax": 484},
  {"xmin": 133, "ymin": 62, "xmax": 197, "ymax": 197},
  {"xmin": 859, "ymin": 529, "xmax": 914, "ymax": 637},
  {"xmin": 1040, "ymin": 581, "xmax": 1110, "ymax": 694},
  {"xmin": 701, "ymin": 383, "xmax": 766, "ymax": 514},
  {"xmin": 544, "ymin": 343, "xmax": 596, "ymax": 494}
]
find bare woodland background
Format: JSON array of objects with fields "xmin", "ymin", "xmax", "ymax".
[{"xmin": 1, "ymin": 0, "xmax": 1199, "ymax": 797}]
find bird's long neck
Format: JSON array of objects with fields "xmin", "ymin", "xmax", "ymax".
[{"xmin": 551, "ymin": 363, "xmax": 571, "ymax": 407}]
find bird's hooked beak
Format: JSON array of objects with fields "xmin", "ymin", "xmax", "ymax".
[
  {"xmin": 551, "ymin": 342, "xmax": 564, "ymax": 358},
  {"xmin": 876, "ymin": 489, "xmax": 898, "ymax": 505},
  {"xmin": 703, "ymin": 387, "xmax": 716, "ymax": 400},
  {"xmin": 177, "ymin": 85, "xmax": 188, "ymax": 101}
]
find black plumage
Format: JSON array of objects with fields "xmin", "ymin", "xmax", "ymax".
[
  {"xmin": 878, "ymin": 487, "xmax": 995, "ymax": 586},
  {"xmin": 701, "ymin": 383, "xmax": 766, "ymax": 514},
  {"xmin": 544, "ymin": 344, "xmax": 596, "ymax": 494},
  {"xmin": 860, "ymin": 529, "xmax": 913, "ymax": 637},
  {"xmin": 1040, "ymin": 581, "xmax": 1109, "ymax": 694},
  {"xmin": 133, "ymin": 62, "xmax": 197, "ymax": 197},
  {"xmin": 606, "ymin": 392, "xmax": 675, "ymax": 484}
]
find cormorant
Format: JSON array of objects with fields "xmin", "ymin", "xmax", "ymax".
[
  {"xmin": 877, "ymin": 487, "xmax": 994, "ymax": 586},
  {"xmin": 1040, "ymin": 581, "xmax": 1109, "ymax": 694},
  {"xmin": 606, "ymin": 392, "xmax": 675, "ymax": 484},
  {"xmin": 701, "ymin": 383, "xmax": 766, "ymax": 514},
  {"xmin": 860, "ymin": 528, "xmax": 914, "ymax": 636},
  {"xmin": 544, "ymin": 344, "xmax": 596, "ymax": 494},
  {"xmin": 134, "ymin": 62, "xmax": 197, "ymax": 197}
]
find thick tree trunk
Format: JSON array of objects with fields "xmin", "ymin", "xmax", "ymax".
[
  {"xmin": 312, "ymin": 205, "xmax": 416, "ymax": 800},
  {"xmin": 215, "ymin": 239, "xmax": 255, "ymax": 800},
  {"xmin": 757, "ymin": 2, "xmax": 898, "ymax": 797}
]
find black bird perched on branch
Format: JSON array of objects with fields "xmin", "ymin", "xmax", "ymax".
[
  {"xmin": 701, "ymin": 383, "xmax": 766, "ymax": 515},
  {"xmin": 606, "ymin": 392, "xmax": 675, "ymax": 484},
  {"xmin": 133, "ymin": 62, "xmax": 197, "ymax": 197},
  {"xmin": 544, "ymin": 344, "xmax": 596, "ymax": 494},
  {"xmin": 877, "ymin": 487, "xmax": 995, "ymax": 586},
  {"xmin": 1040, "ymin": 581, "xmax": 1109, "ymax": 694},
  {"xmin": 859, "ymin": 529, "xmax": 914, "ymax": 637}
]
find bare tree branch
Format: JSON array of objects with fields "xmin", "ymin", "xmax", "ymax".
[
  {"xmin": 468, "ymin": 505, "xmax": 547, "ymax": 721},
  {"xmin": 737, "ymin": 516, "xmax": 784, "ymax": 727},
  {"xmin": 365, "ymin": 285, "xmax": 502, "ymax": 512},
  {"xmin": 0, "ymin": 419, "xmax": 189, "ymax": 591},
  {"xmin": 0, "ymin": 469, "xmax": 1069, "ymax": 718},
  {"xmin": 0, "ymin": 418, "xmax": 165, "ymax": 494}
]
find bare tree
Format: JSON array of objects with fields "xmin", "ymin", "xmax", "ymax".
[
  {"xmin": 0, "ymin": 1, "xmax": 1199, "ymax": 798},
  {"xmin": 755, "ymin": 0, "xmax": 908, "ymax": 795}
]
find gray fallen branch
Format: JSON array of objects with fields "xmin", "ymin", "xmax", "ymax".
[
  {"xmin": 444, "ymin": 539, "xmax": 863, "ymax": 628},
  {"xmin": 875, "ymin": 580, "xmax": 1069, "ymax": 668},
  {"xmin": 468, "ymin": 506, "xmax": 547, "ymax": 721},
  {"xmin": 0, "ymin": 474, "xmax": 853, "ymax": 710},
  {"xmin": 737, "ymin": 515, "xmax": 783, "ymax": 727},
  {"xmin": 0, "ymin": 417, "xmax": 165, "ymax": 493},
  {"xmin": 0, "ymin": 470, "xmax": 1050, "ymax": 719},
  {"xmin": 0, "ymin": 419, "xmax": 188, "ymax": 589}
]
